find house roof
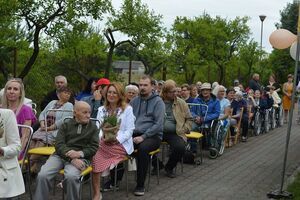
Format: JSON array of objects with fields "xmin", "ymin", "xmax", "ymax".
[{"xmin": 113, "ymin": 61, "xmax": 145, "ymax": 70}]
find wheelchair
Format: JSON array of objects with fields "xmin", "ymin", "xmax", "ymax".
[
  {"xmin": 208, "ymin": 119, "xmax": 229, "ymax": 159},
  {"xmin": 253, "ymin": 106, "xmax": 269, "ymax": 136},
  {"xmin": 275, "ymin": 103, "xmax": 284, "ymax": 127}
]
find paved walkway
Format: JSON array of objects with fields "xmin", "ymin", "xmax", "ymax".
[{"xmin": 23, "ymin": 117, "xmax": 300, "ymax": 200}]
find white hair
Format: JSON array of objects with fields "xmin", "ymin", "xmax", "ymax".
[
  {"xmin": 212, "ymin": 85, "xmax": 226, "ymax": 96},
  {"xmin": 125, "ymin": 85, "xmax": 139, "ymax": 93},
  {"xmin": 55, "ymin": 75, "xmax": 67, "ymax": 84}
]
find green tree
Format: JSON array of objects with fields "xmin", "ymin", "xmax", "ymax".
[
  {"xmin": 268, "ymin": 1, "xmax": 298, "ymax": 83},
  {"xmin": 104, "ymin": 0, "xmax": 163, "ymax": 78},
  {"xmin": 1, "ymin": 0, "xmax": 111, "ymax": 79},
  {"xmin": 53, "ymin": 22, "xmax": 107, "ymax": 91}
]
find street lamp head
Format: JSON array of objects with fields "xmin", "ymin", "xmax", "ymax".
[{"xmin": 259, "ymin": 15, "xmax": 266, "ymax": 22}]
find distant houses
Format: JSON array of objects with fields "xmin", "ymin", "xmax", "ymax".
[{"xmin": 112, "ymin": 60, "xmax": 145, "ymax": 83}]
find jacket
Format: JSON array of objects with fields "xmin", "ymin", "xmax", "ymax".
[
  {"xmin": 192, "ymin": 95, "xmax": 220, "ymax": 124},
  {"xmin": 171, "ymin": 97, "xmax": 193, "ymax": 139},
  {"xmin": 0, "ymin": 109, "xmax": 25, "ymax": 198},
  {"xmin": 96, "ymin": 105, "xmax": 135, "ymax": 154},
  {"xmin": 55, "ymin": 118, "xmax": 99, "ymax": 162},
  {"xmin": 130, "ymin": 92, "xmax": 165, "ymax": 139}
]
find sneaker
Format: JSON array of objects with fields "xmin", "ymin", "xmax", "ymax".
[
  {"xmin": 134, "ymin": 186, "xmax": 145, "ymax": 196},
  {"xmin": 102, "ymin": 180, "xmax": 119, "ymax": 192},
  {"xmin": 165, "ymin": 168, "xmax": 176, "ymax": 178}
]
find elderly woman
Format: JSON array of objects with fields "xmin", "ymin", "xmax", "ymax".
[
  {"xmin": 92, "ymin": 83, "xmax": 135, "ymax": 200},
  {"xmin": 230, "ymin": 91, "xmax": 249, "ymax": 142},
  {"xmin": 0, "ymin": 109, "xmax": 25, "ymax": 198},
  {"xmin": 1, "ymin": 78, "xmax": 36, "ymax": 159},
  {"xmin": 125, "ymin": 84, "xmax": 139, "ymax": 103},
  {"xmin": 31, "ymin": 86, "xmax": 74, "ymax": 147},
  {"xmin": 213, "ymin": 85, "xmax": 231, "ymax": 121}
]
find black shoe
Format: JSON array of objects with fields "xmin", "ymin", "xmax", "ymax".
[
  {"xmin": 134, "ymin": 186, "xmax": 145, "ymax": 196},
  {"xmin": 165, "ymin": 168, "xmax": 176, "ymax": 178},
  {"xmin": 101, "ymin": 180, "xmax": 119, "ymax": 192}
]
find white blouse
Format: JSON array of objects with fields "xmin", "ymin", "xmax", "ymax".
[{"xmin": 96, "ymin": 105, "xmax": 135, "ymax": 154}]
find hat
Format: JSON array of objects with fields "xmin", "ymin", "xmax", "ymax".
[
  {"xmin": 96, "ymin": 78, "xmax": 110, "ymax": 86},
  {"xmin": 200, "ymin": 82, "xmax": 211, "ymax": 90},
  {"xmin": 234, "ymin": 79, "xmax": 239, "ymax": 83},
  {"xmin": 287, "ymin": 74, "xmax": 293, "ymax": 78},
  {"xmin": 158, "ymin": 80, "xmax": 165, "ymax": 85}
]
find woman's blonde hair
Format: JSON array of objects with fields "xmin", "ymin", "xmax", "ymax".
[
  {"xmin": 1, "ymin": 78, "xmax": 25, "ymax": 115},
  {"xmin": 104, "ymin": 82, "xmax": 127, "ymax": 111}
]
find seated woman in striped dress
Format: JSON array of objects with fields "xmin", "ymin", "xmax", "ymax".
[{"xmin": 92, "ymin": 82, "xmax": 135, "ymax": 200}]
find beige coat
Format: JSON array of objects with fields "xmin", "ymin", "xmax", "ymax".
[
  {"xmin": 0, "ymin": 109, "xmax": 25, "ymax": 198},
  {"xmin": 172, "ymin": 97, "xmax": 193, "ymax": 140}
]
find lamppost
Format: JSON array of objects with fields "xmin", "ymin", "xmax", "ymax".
[{"xmin": 259, "ymin": 15, "xmax": 267, "ymax": 52}]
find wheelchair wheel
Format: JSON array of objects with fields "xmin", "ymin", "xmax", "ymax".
[
  {"xmin": 218, "ymin": 140, "xmax": 225, "ymax": 156},
  {"xmin": 264, "ymin": 110, "xmax": 270, "ymax": 133},
  {"xmin": 279, "ymin": 105, "xmax": 284, "ymax": 126},
  {"xmin": 208, "ymin": 147, "xmax": 219, "ymax": 159},
  {"xmin": 254, "ymin": 112, "xmax": 261, "ymax": 136}
]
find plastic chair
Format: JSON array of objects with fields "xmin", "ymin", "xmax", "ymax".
[
  {"xmin": 147, "ymin": 149, "xmax": 160, "ymax": 191},
  {"xmin": 59, "ymin": 166, "xmax": 93, "ymax": 200},
  {"xmin": 160, "ymin": 141, "xmax": 184, "ymax": 173},
  {"xmin": 186, "ymin": 103, "xmax": 208, "ymax": 163},
  {"xmin": 17, "ymin": 124, "xmax": 34, "ymax": 199},
  {"xmin": 233, "ymin": 107, "xmax": 244, "ymax": 144}
]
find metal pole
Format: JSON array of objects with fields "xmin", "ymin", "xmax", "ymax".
[
  {"xmin": 267, "ymin": 4, "xmax": 299, "ymax": 199},
  {"xmin": 259, "ymin": 15, "xmax": 266, "ymax": 52}
]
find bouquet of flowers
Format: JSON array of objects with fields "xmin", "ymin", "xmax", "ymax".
[{"xmin": 101, "ymin": 114, "xmax": 120, "ymax": 143}]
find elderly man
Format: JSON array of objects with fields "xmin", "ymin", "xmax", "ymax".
[
  {"xmin": 191, "ymin": 83, "xmax": 220, "ymax": 150},
  {"xmin": 40, "ymin": 75, "xmax": 75, "ymax": 110},
  {"xmin": 130, "ymin": 75, "xmax": 165, "ymax": 196},
  {"xmin": 249, "ymin": 73, "xmax": 261, "ymax": 92},
  {"xmin": 160, "ymin": 80, "xmax": 193, "ymax": 177},
  {"xmin": 34, "ymin": 101, "xmax": 99, "ymax": 200}
]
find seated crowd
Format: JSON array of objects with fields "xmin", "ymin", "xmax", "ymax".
[{"xmin": 1, "ymin": 72, "xmax": 297, "ymax": 200}]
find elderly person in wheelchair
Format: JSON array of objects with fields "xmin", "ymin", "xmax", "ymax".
[{"xmin": 190, "ymin": 83, "xmax": 220, "ymax": 156}]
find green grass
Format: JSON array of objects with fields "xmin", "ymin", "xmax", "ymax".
[{"xmin": 287, "ymin": 172, "xmax": 300, "ymax": 200}]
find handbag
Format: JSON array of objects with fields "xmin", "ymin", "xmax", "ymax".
[{"xmin": 128, "ymin": 157, "xmax": 137, "ymax": 171}]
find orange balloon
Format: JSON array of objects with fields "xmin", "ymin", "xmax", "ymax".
[{"xmin": 269, "ymin": 29, "xmax": 297, "ymax": 49}]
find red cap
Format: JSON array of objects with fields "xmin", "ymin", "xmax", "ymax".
[{"xmin": 96, "ymin": 78, "xmax": 110, "ymax": 86}]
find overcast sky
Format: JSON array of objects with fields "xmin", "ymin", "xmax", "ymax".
[{"xmin": 111, "ymin": 0, "xmax": 292, "ymax": 53}]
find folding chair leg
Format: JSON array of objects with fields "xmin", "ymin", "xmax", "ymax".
[
  {"xmin": 147, "ymin": 156, "xmax": 151, "ymax": 192},
  {"xmin": 114, "ymin": 164, "xmax": 118, "ymax": 193},
  {"xmin": 199, "ymin": 139, "xmax": 203, "ymax": 164},
  {"xmin": 156, "ymin": 155, "xmax": 159, "ymax": 185},
  {"xmin": 125, "ymin": 161, "xmax": 128, "ymax": 197}
]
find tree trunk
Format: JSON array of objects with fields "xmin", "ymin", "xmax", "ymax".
[
  {"xmin": 0, "ymin": 61, "xmax": 9, "ymax": 80},
  {"xmin": 105, "ymin": 46, "xmax": 114, "ymax": 78},
  {"xmin": 19, "ymin": 28, "xmax": 41, "ymax": 79}
]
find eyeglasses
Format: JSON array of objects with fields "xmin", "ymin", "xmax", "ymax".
[{"xmin": 168, "ymin": 90, "xmax": 177, "ymax": 94}]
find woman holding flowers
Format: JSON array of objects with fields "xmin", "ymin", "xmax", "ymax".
[{"xmin": 92, "ymin": 82, "xmax": 135, "ymax": 200}]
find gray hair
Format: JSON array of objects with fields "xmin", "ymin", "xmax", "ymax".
[
  {"xmin": 125, "ymin": 84, "xmax": 139, "ymax": 93},
  {"xmin": 212, "ymin": 85, "xmax": 226, "ymax": 96},
  {"xmin": 55, "ymin": 75, "xmax": 67, "ymax": 84}
]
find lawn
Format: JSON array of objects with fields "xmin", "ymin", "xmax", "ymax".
[{"xmin": 287, "ymin": 172, "xmax": 300, "ymax": 200}]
